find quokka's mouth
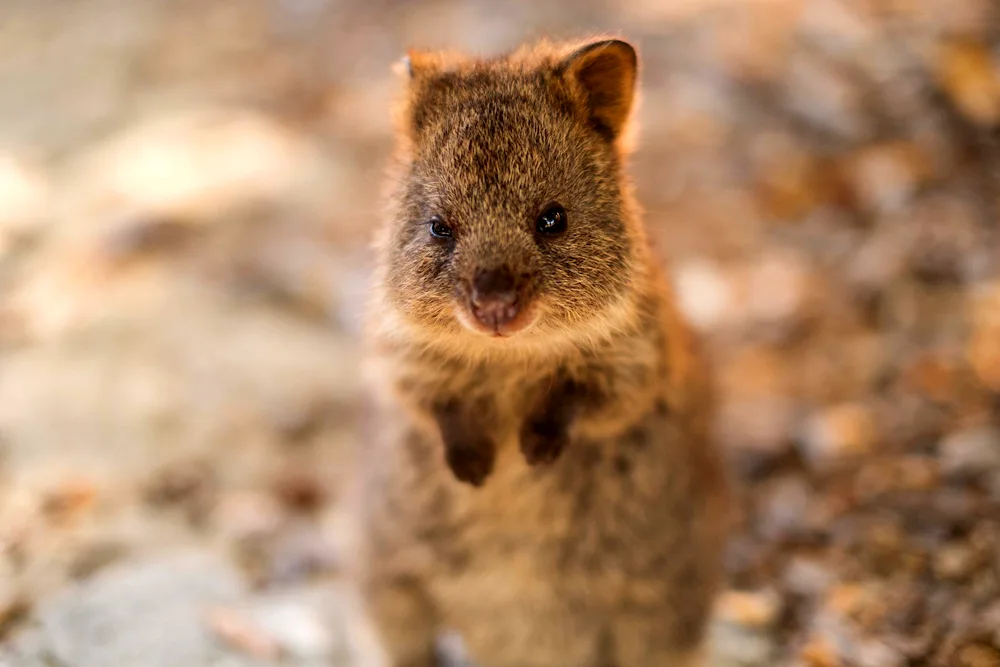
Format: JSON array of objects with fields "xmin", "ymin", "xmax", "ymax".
[{"xmin": 455, "ymin": 301, "xmax": 539, "ymax": 338}]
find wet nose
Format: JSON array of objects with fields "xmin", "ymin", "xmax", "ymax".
[{"xmin": 470, "ymin": 267, "xmax": 520, "ymax": 330}]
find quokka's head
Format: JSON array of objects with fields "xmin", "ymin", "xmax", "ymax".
[{"xmin": 378, "ymin": 37, "xmax": 643, "ymax": 351}]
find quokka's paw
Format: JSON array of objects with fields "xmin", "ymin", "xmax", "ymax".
[
  {"xmin": 445, "ymin": 443, "xmax": 495, "ymax": 486},
  {"xmin": 519, "ymin": 419, "xmax": 569, "ymax": 466}
]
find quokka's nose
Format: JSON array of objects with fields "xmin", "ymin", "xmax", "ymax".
[{"xmin": 470, "ymin": 267, "xmax": 520, "ymax": 330}]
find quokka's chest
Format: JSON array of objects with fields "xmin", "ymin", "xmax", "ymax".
[
  {"xmin": 393, "ymin": 361, "xmax": 560, "ymax": 421},
  {"xmin": 425, "ymin": 419, "xmax": 682, "ymax": 559}
]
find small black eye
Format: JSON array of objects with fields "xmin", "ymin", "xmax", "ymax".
[
  {"xmin": 536, "ymin": 205, "xmax": 567, "ymax": 235},
  {"xmin": 429, "ymin": 217, "xmax": 453, "ymax": 239}
]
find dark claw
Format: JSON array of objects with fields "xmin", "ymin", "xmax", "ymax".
[
  {"xmin": 446, "ymin": 445, "xmax": 494, "ymax": 486},
  {"xmin": 520, "ymin": 420, "xmax": 569, "ymax": 466},
  {"xmin": 519, "ymin": 375, "xmax": 589, "ymax": 467},
  {"xmin": 432, "ymin": 399, "xmax": 497, "ymax": 487}
]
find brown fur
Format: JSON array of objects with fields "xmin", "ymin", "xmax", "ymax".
[{"xmin": 348, "ymin": 36, "xmax": 731, "ymax": 667}]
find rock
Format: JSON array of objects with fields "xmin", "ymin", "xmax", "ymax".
[
  {"xmin": 749, "ymin": 131, "xmax": 833, "ymax": 222},
  {"xmin": 967, "ymin": 282, "xmax": 1000, "ymax": 392},
  {"xmin": 862, "ymin": 519, "xmax": 918, "ymax": 577},
  {"xmin": 980, "ymin": 602, "xmax": 1000, "ymax": 645},
  {"xmin": 715, "ymin": 396, "xmax": 799, "ymax": 466},
  {"xmin": 271, "ymin": 467, "xmax": 328, "ymax": 514},
  {"xmin": 757, "ymin": 475, "xmax": 814, "ymax": 540},
  {"xmin": 673, "ymin": 258, "xmax": 735, "ymax": 333},
  {"xmin": 1, "ymin": 105, "xmax": 357, "ymax": 341},
  {"xmin": 719, "ymin": 345, "xmax": 796, "ymax": 398},
  {"xmin": 853, "ymin": 456, "xmax": 940, "ymax": 501},
  {"xmin": 742, "ymin": 250, "xmax": 818, "ymax": 340},
  {"xmin": 323, "ymin": 79, "xmax": 396, "ymax": 143},
  {"xmin": 709, "ymin": 617, "xmax": 777, "ymax": 667},
  {"xmin": 957, "ymin": 644, "xmax": 1000, "ymax": 667},
  {"xmin": 912, "ymin": 0, "xmax": 998, "ymax": 37},
  {"xmin": 901, "ymin": 353, "xmax": 966, "ymax": 404},
  {"xmin": 0, "ymin": 486, "xmax": 40, "ymax": 565},
  {"xmin": 853, "ymin": 640, "xmax": 905, "ymax": 667},
  {"xmin": 710, "ymin": 0, "xmax": 800, "ymax": 83},
  {"xmin": 892, "ymin": 455, "xmax": 942, "ymax": 492},
  {"xmin": 928, "ymin": 488, "xmax": 983, "ymax": 534},
  {"xmin": 796, "ymin": 334, "xmax": 887, "ymax": 404},
  {"xmin": 437, "ymin": 630, "xmax": 477, "ymax": 667},
  {"xmin": 214, "ymin": 492, "xmax": 285, "ymax": 544},
  {"xmin": 265, "ymin": 394, "xmax": 340, "ymax": 444},
  {"xmin": 58, "ymin": 107, "xmax": 337, "ymax": 227},
  {"xmin": 143, "ymin": 459, "xmax": 217, "ymax": 525},
  {"xmin": 0, "ymin": 583, "xmax": 28, "ymax": 640},
  {"xmin": 333, "ymin": 257, "xmax": 375, "ymax": 337},
  {"xmin": 0, "ymin": 153, "xmax": 48, "ymax": 256},
  {"xmin": 798, "ymin": 403, "xmax": 879, "ymax": 471},
  {"xmin": 204, "ymin": 605, "xmax": 282, "ymax": 661},
  {"xmin": 784, "ymin": 556, "xmax": 837, "ymax": 597},
  {"xmin": 40, "ymin": 477, "xmax": 98, "ymax": 526},
  {"xmin": 715, "ymin": 588, "xmax": 783, "ymax": 630},
  {"xmin": 840, "ymin": 142, "xmax": 930, "ymax": 214},
  {"xmin": 267, "ymin": 522, "xmax": 340, "ymax": 585},
  {"xmin": 940, "ymin": 426, "xmax": 1000, "ymax": 478},
  {"xmin": 798, "ymin": 0, "xmax": 877, "ymax": 57},
  {"xmin": 934, "ymin": 39, "xmax": 1000, "ymax": 126},
  {"xmin": 248, "ymin": 592, "xmax": 336, "ymax": 660},
  {"xmin": 98, "ymin": 216, "xmax": 194, "ymax": 264},
  {"xmin": 36, "ymin": 552, "xmax": 251, "ymax": 667},
  {"xmin": 846, "ymin": 221, "xmax": 913, "ymax": 293},
  {"xmin": 801, "ymin": 635, "xmax": 841, "ymax": 667},
  {"xmin": 0, "ymin": 629, "xmax": 51, "ymax": 667},
  {"xmin": 67, "ymin": 539, "xmax": 129, "ymax": 581},
  {"xmin": 904, "ymin": 194, "xmax": 987, "ymax": 284},
  {"xmin": 933, "ymin": 543, "xmax": 979, "ymax": 581},
  {"xmin": 823, "ymin": 581, "xmax": 891, "ymax": 629},
  {"xmin": 785, "ymin": 50, "xmax": 871, "ymax": 140}
]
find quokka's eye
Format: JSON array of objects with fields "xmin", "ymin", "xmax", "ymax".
[
  {"xmin": 429, "ymin": 217, "xmax": 453, "ymax": 239},
  {"xmin": 536, "ymin": 204, "xmax": 567, "ymax": 236}
]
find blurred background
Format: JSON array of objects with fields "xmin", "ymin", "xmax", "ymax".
[{"xmin": 0, "ymin": 0, "xmax": 999, "ymax": 665}]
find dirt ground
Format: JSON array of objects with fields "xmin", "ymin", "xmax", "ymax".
[{"xmin": 0, "ymin": 1, "xmax": 999, "ymax": 665}]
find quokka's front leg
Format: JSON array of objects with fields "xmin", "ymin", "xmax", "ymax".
[
  {"xmin": 519, "ymin": 372, "xmax": 593, "ymax": 466},
  {"xmin": 432, "ymin": 399, "xmax": 497, "ymax": 487}
]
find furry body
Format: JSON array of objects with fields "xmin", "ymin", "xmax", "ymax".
[{"xmin": 350, "ymin": 37, "xmax": 730, "ymax": 667}]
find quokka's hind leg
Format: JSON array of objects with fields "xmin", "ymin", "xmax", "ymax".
[
  {"xmin": 610, "ymin": 610, "xmax": 712, "ymax": 667},
  {"xmin": 348, "ymin": 574, "xmax": 443, "ymax": 667}
]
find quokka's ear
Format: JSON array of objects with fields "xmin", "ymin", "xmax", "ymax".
[
  {"xmin": 391, "ymin": 48, "xmax": 466, "ymax": 135},
  {"xmin": 559, "ymin": 39, "xmax": 638, "ymax": 141},
  {"xmin": 392, "ymin": 49, "xmax": 439, "ymax": 80},
  {"xmin": 391, "ymin": 53, "xmax": 414, "ymax": 79}
]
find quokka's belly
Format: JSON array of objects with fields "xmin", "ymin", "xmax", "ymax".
[{"xmin": 431, "ymin": 564, "xmax": 608, "ymax": 667}]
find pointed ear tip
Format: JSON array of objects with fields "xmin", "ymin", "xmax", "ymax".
[
  {"xmin": 392, "ymin": 54, "xmax": 413, "ymax": 77},
  {"xmin": 598, "ymin": 38, "xmax": 637, "ymax": 54},
  {"xmin": 569, "ymin": 38, "xmax": 639, "ymax": 70},
  {"xmin": 602, "ymin": 39, "xmax": 638, "ymax": 67}
]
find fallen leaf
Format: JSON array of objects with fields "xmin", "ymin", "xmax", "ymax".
[{"xmin": 205, "ymin": 606, "xmax": 281, "ymax": 660}]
